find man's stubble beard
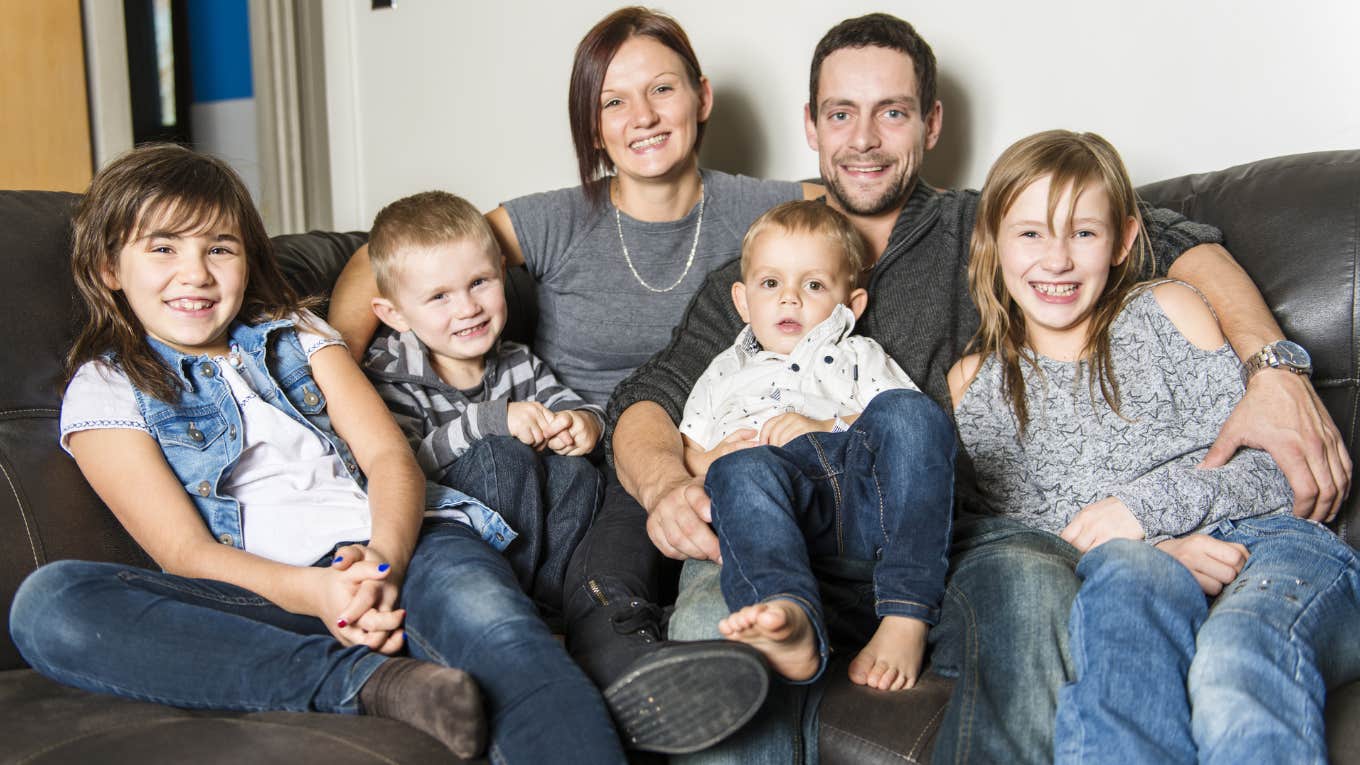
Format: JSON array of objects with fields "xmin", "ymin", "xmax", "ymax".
[{"xmin": 823, "ymin": 165, "xmax": 916, "ymax": 218}]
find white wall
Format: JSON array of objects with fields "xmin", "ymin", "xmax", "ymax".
[{"xmin": 322, "ymin": 0, "xmax": 1360, "ymax": 230}]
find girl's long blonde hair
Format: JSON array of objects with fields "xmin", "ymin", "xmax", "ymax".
[
  {"xmin": 967, "ymin": 130, "xmax": 1151, "ymax": 433},
  {"xmin": 66, "ymin": 144, "xmax": 306, "ymax": 402}
]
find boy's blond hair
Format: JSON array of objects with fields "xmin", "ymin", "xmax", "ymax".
[
  {"xmin": 369, "ymin": 190, "xmax": 497, "ymax": 298},
  {"xmin": 740, "ymin": 200, "xmax": 868, "ymax": 287}
]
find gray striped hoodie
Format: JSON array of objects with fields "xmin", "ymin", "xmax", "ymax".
[{"xmin": 363, "ymin": 327, "xmax": 604, "ymax": 478}]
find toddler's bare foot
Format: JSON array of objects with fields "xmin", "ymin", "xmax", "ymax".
[
  {"xmin": 848, "ymin": 616, "xmax": 928, "ymax": 691},
  {"xmin": 717, "ymin": 599, "xmax": 819, "ymax": 682}
]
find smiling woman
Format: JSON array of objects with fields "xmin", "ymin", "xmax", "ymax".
[{"xmin": 323, "ymin": 7, "xmax": 817, "ymax": 754}]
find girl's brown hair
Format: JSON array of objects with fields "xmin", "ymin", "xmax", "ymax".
[
  {"xmin": 568, "ymin": 6, "xmax": 705, "ymax": 206},
  {"xmin": 966, "ymin": 129, "xmax": 1151, "ymax": 433},
  {"xmin": 67, "ymin": 143, "xmax": 306, "ymax": 401}
]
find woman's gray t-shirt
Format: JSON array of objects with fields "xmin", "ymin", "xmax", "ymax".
[{"xmin": 503, "ymin": 169, "xmax": 801, "ymax": 407}]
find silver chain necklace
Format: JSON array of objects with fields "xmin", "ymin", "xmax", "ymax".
[{"xmin": 614, "ymin": 183, "xmax": 705, "ymax": 293}]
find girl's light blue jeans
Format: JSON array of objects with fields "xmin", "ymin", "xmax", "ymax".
[
  {"xmin": 8, "ymin": 521, "xmax": 625, "ymax": 765},
  {"xmin": 1055, "ymin": 515, "xmax": 1360, "ymax": 765}
]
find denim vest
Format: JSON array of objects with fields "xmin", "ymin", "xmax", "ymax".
[{"xmin": 127, "ymin": 318, "xmax": 514, "ymax": 553}]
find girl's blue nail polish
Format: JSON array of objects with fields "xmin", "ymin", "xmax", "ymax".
[
  {"xmin": 377, "ymin": 563, "xmax": 390, "ymax": 573},
  {"xmin": 332, "ymin": 556, "xmax": 343, "ymax": 564}
]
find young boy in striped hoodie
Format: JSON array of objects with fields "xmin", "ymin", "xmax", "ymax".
[{"xmin": 363, "ymin": 190, "xmax": 604, "ymax": 620}]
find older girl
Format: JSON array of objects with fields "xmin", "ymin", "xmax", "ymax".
[
  {"xmin": 949, "ymin": 130, "xmax": 1360, "ymax": 763},
  {"xmin": 329, "ymin": 6, "xmax": 818, "ymax": 753},
  {"xmin": 8, "ymin": 145, "xmax": 625, "ymax": 764}
]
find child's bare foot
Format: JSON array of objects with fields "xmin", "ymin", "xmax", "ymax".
[
  {"xmin": 848, "ymin": 616, "xmax": 928, "ymax": 691},
  {"xmin": 717, "ymin": 599, "xmax": 819, "ymax": 682}
]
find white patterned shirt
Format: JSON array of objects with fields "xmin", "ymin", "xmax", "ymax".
[{"xmin": 680, "ymin": 304, "xmax": 920, "ymax": 450}]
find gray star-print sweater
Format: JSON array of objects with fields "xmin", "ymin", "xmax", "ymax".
[{"xmin": 954, "ymin": 287, "xmax": 1292, "ymax": 544}]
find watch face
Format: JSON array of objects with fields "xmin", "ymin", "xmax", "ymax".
[{"xmin": 1275, "ymin": 340, "xmax": 1311, "ymax": 368}]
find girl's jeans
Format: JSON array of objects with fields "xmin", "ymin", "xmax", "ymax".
[
  {"xmin": 9, "ymin": 521, "xmax": 624, "ymax": 765},
  {"xmin": 1056, "ymin": 516, "xmax": 1360, "ymax": 764},
  {"xmin": 705, "ymin": 389, "xmax": 956, "ymax": 683}
]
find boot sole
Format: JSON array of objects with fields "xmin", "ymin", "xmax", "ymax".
[{"xmin": 603, "ymin": 641, "xmax": 770, "ymax": 754}]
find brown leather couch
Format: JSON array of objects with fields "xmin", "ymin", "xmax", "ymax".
[{"xmin": 3, "ymin": 149, "xmax": 1358, "ymax": 763}]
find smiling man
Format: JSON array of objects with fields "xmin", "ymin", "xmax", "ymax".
[{"xmin": 606, "ymin": 12, "xmax": 1349, "ymax": 764}]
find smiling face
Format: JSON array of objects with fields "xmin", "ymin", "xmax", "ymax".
[
  {"xmin": 806, "ymin": 45, "xmax": 941, "ymax": 219},
  {"xmin": 733, "ymin": 229, "xmax": 867, "ymax": 355},
  {"xmin": 105, "ymin": 207, "xmax": 248, "ymax": 358},
  {"xmin": 598, "ymin": 35, "xmax": 712, "ymax": 187},
  {"xmin": 373, "ymin": 238, "xmax": 507, "ymax": 386},
  {"xmin": 998, "ymin": 175, "xmax": 1137, "ymax": 359}
]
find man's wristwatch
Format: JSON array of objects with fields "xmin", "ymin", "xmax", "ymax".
[{"xmin": 1243, "ymin": 340, "xmax": 1313, "ymax": 381}]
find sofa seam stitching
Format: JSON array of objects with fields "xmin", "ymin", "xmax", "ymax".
[
  {"xmin": 1346, "ymin": 169, "xmax": 1360, "ymax": 545},
  {"xmin": 0, "ymin": 457, "xmax": 41, "ymax": 569},
  {"xmin": 821, "ymin": 721, "xmax": 916, "ymax": 763},
  {"xmin": 907, "ymin": 692, "xmax": 949, "ymax": 757}
]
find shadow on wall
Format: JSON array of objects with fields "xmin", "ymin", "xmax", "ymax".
[
  {"xmin": 923, "ymin": 70, "xmax": 972, "ymax": 191},
  {"xmin": 699, "ymin": 85, "xmax": 767, "ymax": 178}
]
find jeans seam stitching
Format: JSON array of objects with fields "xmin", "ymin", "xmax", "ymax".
[
  {"xmin": 116, "ymin": 570, "xmax": 272, "ymax": 606},
  {"xmin": 716, "ymin": 518, "xmax": 764, "ymax": 607},
  {"xmin": 809, "ymin": 435, "xmax": 844, "ymax": 553},
  {"xmin": 402, "ymin": 625, "xmax": 447, "ymax": 666},
  {"xmin": 945, "ymin": 583, "xmax": 978, "ymax": 764},
  {"xmin": 34, "ymin": 664, "xmax": 278, "ymax": 713}
]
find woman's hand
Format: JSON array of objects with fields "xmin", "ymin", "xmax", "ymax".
[
  {"xmin": 1060, "ymin": 497, "xmax": 1144, "ymax": 552},
  {"xmin": 759, "ymin": 413, "xmax": 832, "ymax": 447},
  {"xmin": 507, "ymin": 401, "xmax": 554, "ymax": 450},
  {"xmin": 682, "ymin": 429, "xmax": 757, "ymax": 477},
  {"xmin": 1155, "ymin": 534, "xmax": 1249, "ymax": 595}
]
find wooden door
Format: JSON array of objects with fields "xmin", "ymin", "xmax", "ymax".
[{"xmin": 0, "ymin": 0, "xmax": 92, "ymax": 191}]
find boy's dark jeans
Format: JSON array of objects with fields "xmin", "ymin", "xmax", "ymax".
[{"xmin": 440, "ymin": 435, "xmax": 603, "ymax": 618}]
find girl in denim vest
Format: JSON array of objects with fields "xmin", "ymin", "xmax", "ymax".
[
  {"xmin": 948, "ymin": 130, "xmax": 1360, "ymax": 764},
  {"xmin": 8, "ymin": 144, "xmax": 625, "ymax": 764}
]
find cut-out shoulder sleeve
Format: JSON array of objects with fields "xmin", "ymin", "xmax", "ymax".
[
  {"xmin": 1149, "ymin": 281, "xmax": 1226, "ymax": 352},
  {"xmin": 955, "ymin": 290, "xmax": 1290, "ymax": 539}
]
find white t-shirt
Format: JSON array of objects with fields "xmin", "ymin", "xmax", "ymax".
[{"xmin": 60, "ymin": 316, "xmax": 373, "ymax": 566}]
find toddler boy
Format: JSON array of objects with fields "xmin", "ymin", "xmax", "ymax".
[
  {"xmin": 681, "ymin": 200, "xmax": 955, "ymax": 689},
  {"xmin": 364, "ymin": 190, "xmax": 604, "ymax": 617}
]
